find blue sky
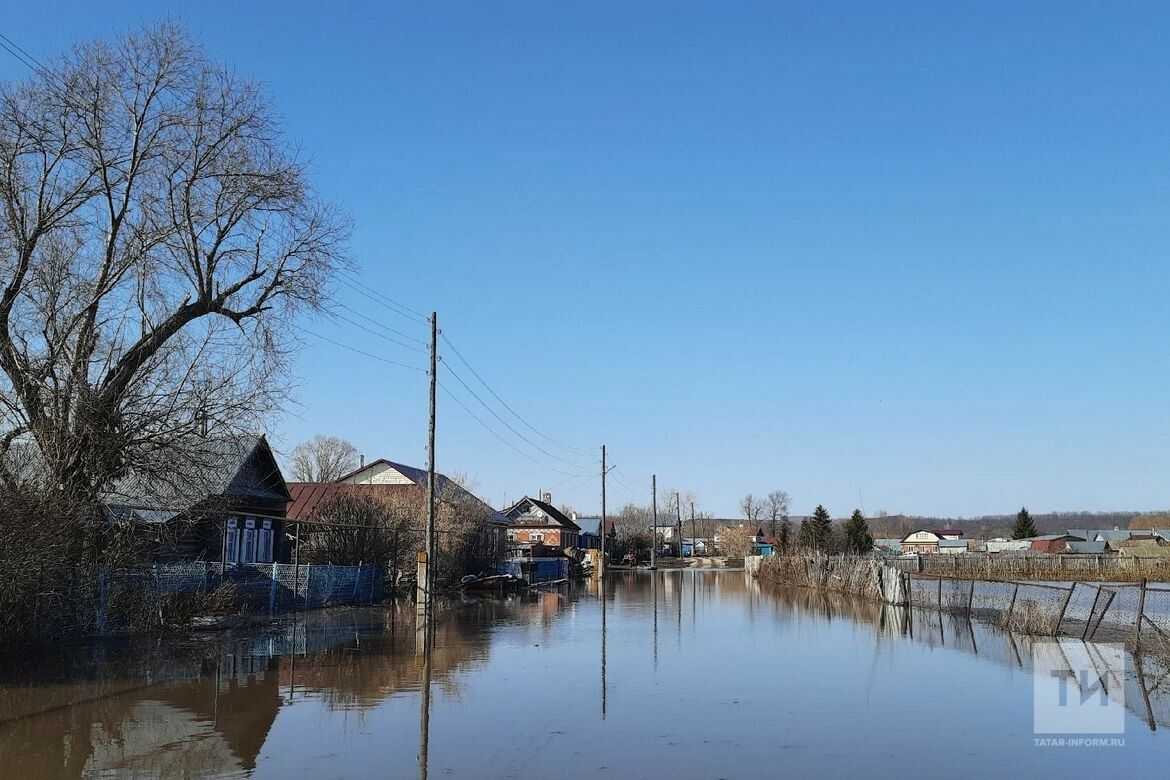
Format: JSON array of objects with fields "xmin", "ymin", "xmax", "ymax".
[{"xmin": 4, "ymin": 2, "xmax": 1170, "ymax": 518}]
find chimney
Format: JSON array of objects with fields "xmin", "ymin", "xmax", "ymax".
[
  {"xmin": 360, "ymin": 453, "xmax": 365, "ymax": 467},
  {"xmin": 542, "ymin": 491, "xmax": 552, "ymax": 504}
]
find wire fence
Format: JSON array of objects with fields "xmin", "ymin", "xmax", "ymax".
[
  {"xmin": 12, "ymin": 562, "xmax": 384, "ymax": 641},
  {"xmin": 888, "ymin": 552, "xmax": 1170, "ymax": 581},
  {"xmin": 907, "ymin": 573, "xmax": 1170, "ymax": 650},
  {"xmin": 753, "ymin": 553, "xmax": 1170, "ymax": 653}
]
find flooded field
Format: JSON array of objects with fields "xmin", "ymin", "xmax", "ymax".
[{"xmin": 2, "ymin": 570, "xmax": 1168, "ymax": 779}]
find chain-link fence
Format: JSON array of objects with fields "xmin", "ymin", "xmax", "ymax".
[
  {"xmin": 907, "ymin": 573, "xmax": 1170, "ymax": 650},
  {"xmin": 755, "ymin": 553, "xmax": 1170, "ymax": 652},
  {"xmin": 12, "ymin": 562, "xmax": 384, "ymax": 641}
]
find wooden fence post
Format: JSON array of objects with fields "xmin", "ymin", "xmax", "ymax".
[
  {"xmin": 967, "ymin": 579, "xmax": 976, "ymax": 616},
  {"xmin": 1134, "ymin": 579, "xmax": 1147, "ymax": 652},
  {"xmin": 1006, "ymin": 582, "xmax": 1019, "ymax": 627},
  {"xmin": 938, "ymin": 576, "xmax": 943, "ymax": 611},
  {"xmin": 1083, "ymin": 585, "xmax": 1103, "ymax": 641},
  {"xmin": 1055, "ymin": 583, "xmax": 1075, "ymax": 637}
]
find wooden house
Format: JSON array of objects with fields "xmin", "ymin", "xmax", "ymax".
[
  {"xmin": 102, "ymin": 435, "xmax": 292, "ymax": 565},
  {"xmin": 900, "ymin": 529, "xmax": 964, "ymax": 555}
]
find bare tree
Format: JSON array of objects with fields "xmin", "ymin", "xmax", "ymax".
[
  {"xmin": 715, "ymin": 524, "xmax": 756, "ymax": 559},
  {"xmin": 765, "ymin": 490, "xmax": 790, "ymax": 538},
  {"xmin": 290, "ymin": 435, "xmax": 358, "ymax": 482},
  {"xmin": 740, "ymin": 494, "xmax": 763, "ymax": 528},
  {"xmin": 306, "ymin": 490, "xmax": 416, "ymax": 572},
  {"xmin": 0, "ymin": 22, "xmax": 351, "ymax": 508}
]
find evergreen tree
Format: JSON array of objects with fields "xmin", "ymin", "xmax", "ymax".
[
  {"xmin": 811, "ymin": 505, "xmax": 832, "ymax": 550},
  {"xmin": 797, "ymin": 517, "xmax": 816, "ymax": 549},
  {"xmin": 844, "ymin": 509, "xmax": 874, "ymax": 554},
  {"xmin": 778, "ymin": 518, "xmax": 791, "ymax": 553},
  {"xmin": 1011, "ymin": 506, "xmax": 1037, "ymax": 540}
]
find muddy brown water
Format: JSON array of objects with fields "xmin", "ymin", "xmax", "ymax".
[{"xmin": 1, "ymin": 570, "xmax": 1167, "ymax": 778}]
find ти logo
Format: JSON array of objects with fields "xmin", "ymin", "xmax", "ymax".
[{"xmin": 1033, "ymin": 640, "xmax": 1126, "ymax": 735}]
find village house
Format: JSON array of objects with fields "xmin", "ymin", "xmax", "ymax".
[
  {"xmin": 575, "ymin": 516, "xmax": 618, "ymax": 551},
  {"xmin": 286, "ymin": 457, "xmax": 509, "ymax": 566},
  {"xmin": 1027, "ymin": 534, "xmax": 1086, "ymax": 554},
  {"xmin": 102, "ymin": 435, "xmax": 293, "ymax": 566},
  {"xmin": 900, "ymin": 529, "xmax": 963, "ymax": 555},
  {"xmin": 502, "ymin": 494, "xmax": 582, "ymax": 550}
]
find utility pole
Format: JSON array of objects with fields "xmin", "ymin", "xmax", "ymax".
[
  {"xmin": 650, "ymin": 474, "xmax": 657, "ymax": 569},
  {"xmin": 424, "ymin": 312, "xmax": 438, "ymax": 608},
  {"xmin": 690, "ymin": 502, "xmax": 696, "ymax": 559},
  {"xmin": 599, "ymin": 444, "xmax": 607, "ymax": 579},
  {"xmin": 675, "ymin": 492, "xmax": 682, "ymax": 559}
]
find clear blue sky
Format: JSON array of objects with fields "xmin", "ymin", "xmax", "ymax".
[{"xmin": 4, "ymin": 2, "xmax": 1170, "ymax": 518}]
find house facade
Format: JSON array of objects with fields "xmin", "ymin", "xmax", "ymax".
[
  {"xmin": 102, "ymin": 435, "xmax": 293, "ymax": 565},
  {"xmin": 288, "ymin": 458, "xmax": 509, "ymax": 569},
  {"xmin": 900, "ymin": 529, "xmax": 964, "ymax": 555},
  {"xmin": 503, "ymin": 496, "xmax": 581, "ymax": 550}
]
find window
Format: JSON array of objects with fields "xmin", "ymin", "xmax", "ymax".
[
  {"xmin": 225, "ymin": 518, "xmax": 240, "ymax": 564},
  {"xmin": 242, "ymin": 518, "xmax": 257, "ymax": 563},
  {"xmin": 258, "ymin": 519, "xmax": 273, "ymax": 563}
]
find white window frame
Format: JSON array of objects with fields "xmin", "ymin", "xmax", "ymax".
[
  {"xmin": 258, "ymin": 519, "xmax": 273, "ymax": 564},
  {"xmin": 242, "ymin": 517, "xmax": 257, "ymax": 564},
  {"xmin": 225, "ymin": 517, "xmax": 240, "ymax": 564}
]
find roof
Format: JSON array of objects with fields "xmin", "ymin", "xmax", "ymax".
[
  {"xmin": 288, "ymin": 481, "xmax": 508, "ymax": 526},
  {"xmin": 760, "ymin": 536, "xmax": 780, "ymax": 545},
  {"xmin": 939, "ymin": 539, "xmax": 968, "ymax": 548},
  {"xmin": 1066, "ymin": 541, "xmax": 1108, "ymax": 554},
  {"xmin": 873, "ymin": 538, "xmax": 903, "ymax": 549},
  {"xmin": 334, "ymin": 458, "xmax": 416, "ymax": 484},
  {"xmin": 1119, "ymin": 546, "xmax": 1170, "ymax": 558},
  {"xmin": 503, "ymin": 496, "xmax": 581, "ymax": 531},
  {"xmin": 1027, "ymin": 534, "xmax": 1085, "ymax": 542},
  {"xmin": 102, "ymin": 435, "xmax": 290, "ymax": 520},
  {"xmin": 932, "ymin": 529, "xmax": 964, "ymax": 537},
  {"xmin": 575, "ymin": 517, "xmax": 617, "ymax": 536}
]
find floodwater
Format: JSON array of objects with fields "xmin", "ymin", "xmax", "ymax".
[{"xmin": 2, "ymin": 570, "xmax": 1168, "ymax": 779}]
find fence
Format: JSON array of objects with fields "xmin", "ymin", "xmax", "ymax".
[
  {"xmin": 887, "ymin": 552, "xmax": 1170, "ymax": 581},
  {"xmin": 18, "ymin": 562, "xmax": 384, "ymax": 640},
  {"xmin": 906, "ymin": 573, "xmax": 1170, "ymax": 651},
  {"xmin": 753, "ymin": 554, "xmax": 1170, "ymax": 652}
]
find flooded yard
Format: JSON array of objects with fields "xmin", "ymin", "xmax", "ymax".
[{"xmin": 2, "ymin": 570, "xmax": 1168, "ymax": 778}]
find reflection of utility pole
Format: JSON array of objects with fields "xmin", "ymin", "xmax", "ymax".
[
  {"xmin": 652, "ymin": 570, "xmax": 658, "ymax": 670},
  {"xmin": 418, "ymin": 614, "xmax": 434, "ymax": 780},
  {"xmin": 650, "ymin": 475, "xmax": 657, "ymax": 570},
  {"xmin": 600, "ymin": 578, "xmax": 607, "ymax": 719}
]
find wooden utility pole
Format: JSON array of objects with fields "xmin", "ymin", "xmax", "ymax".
[
  {"xmin": 675, "ymin": 492, "xmax": 682, "ymax": 559},
  {"xmin": 599, "ymin": 444, "xmax": 607, "ymax": 579},
  {"xmin": 425, "ymin": 312, "xmax": 438, "ymax": 607},
  {"xmin": 690, "ymin": 502, "xmax": 696, "ymax": 559},
  {"xmin": 650, "ymin": 474, "xmax": 657, "ymax": 569}
]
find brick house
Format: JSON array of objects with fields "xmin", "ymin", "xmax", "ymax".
[{"xmin": 502, "ymin": 495, "xmax": 581, "ymax": 550}]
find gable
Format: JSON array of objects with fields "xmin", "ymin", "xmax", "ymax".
[
  {"xmin": 903, "ymin": 530, "xmax": 941, "ymax": 543},
  {"xmin": 338, "ymin": 461, "xmax": 415, "ymax": 486}
]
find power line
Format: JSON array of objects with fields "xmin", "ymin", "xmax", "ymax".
[
  {"xmin": 337, "ymin": 302, "xmax": 428, "ymax": 346},
  {"xmin": 441, "ymin": 360, "xmax": 583, "ymax": 469},
  {"xmin": 0, "ymin": 31, "xmax": 48, "ymax": 74},
  {"xmin": 330, "ymin": 310, "xmax": 427, "ymax": 354},
  {"xmin": 441, "ymin": 332, "xmax": 586, "ymax": 456},
  {"xmin": 337, "ymin": 272, "xmax": 429, "ymax": 324},
  {"xmin": 294, "ymin": 324, "xmax": 426, "ymax": 372},
  {"xmin": 437, "ymin": 382, "xmax": 580, "ymax": 477}
]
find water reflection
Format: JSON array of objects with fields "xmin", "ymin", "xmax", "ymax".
[{"xmin": 1, "ymin": 573, "xmax": 1169, "ymax": 779}]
